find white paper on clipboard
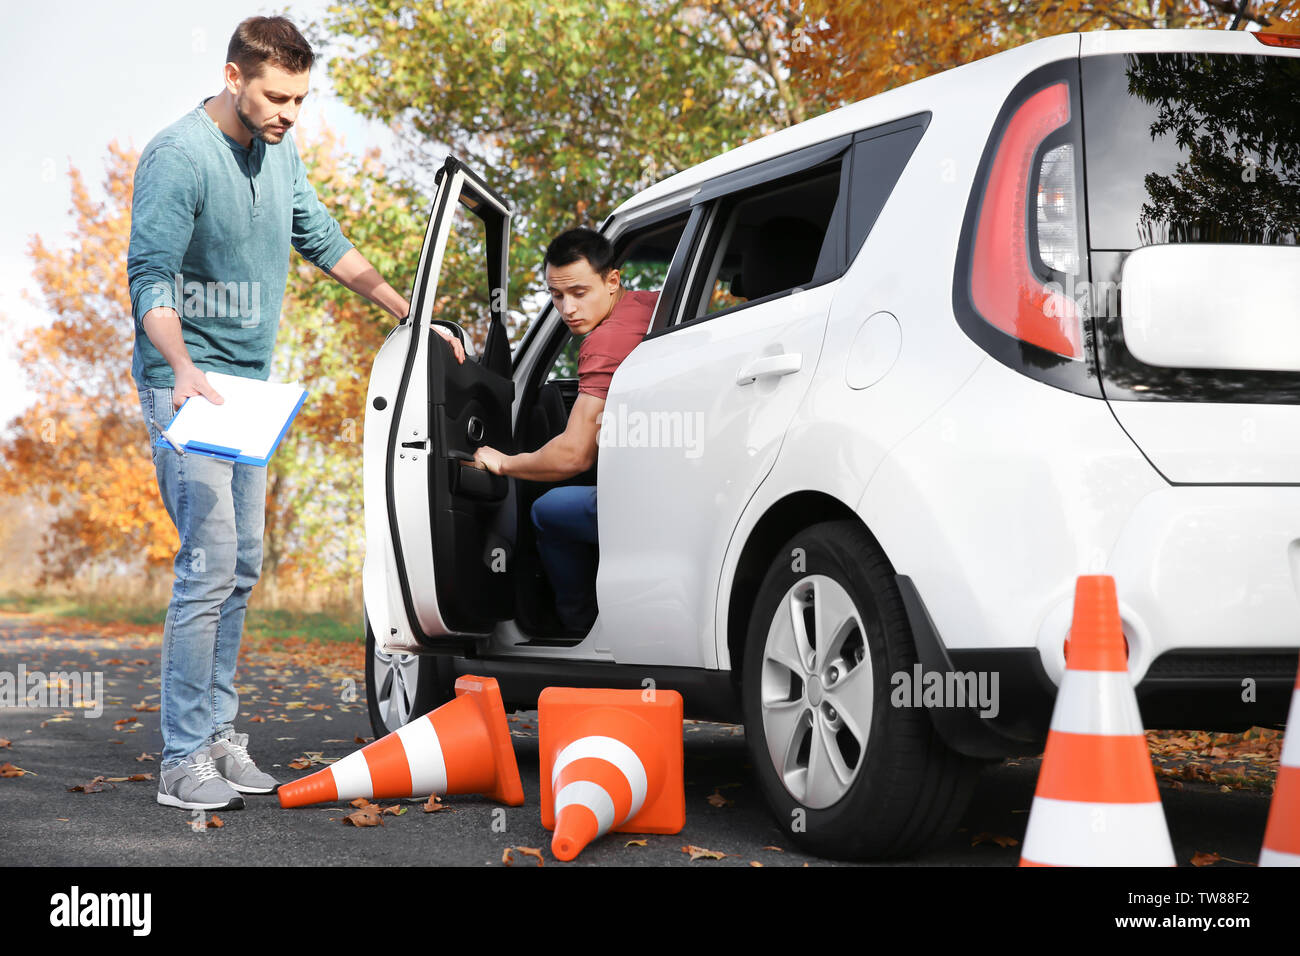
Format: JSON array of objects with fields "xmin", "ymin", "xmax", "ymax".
[{"xmin": 161, "ymin": 371, "xmax": 307, "ymax": 464}]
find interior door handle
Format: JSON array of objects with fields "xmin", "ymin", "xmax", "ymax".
[{"xmin": 736, "ymin": 353, "xmax": 802, "ymax": 386}]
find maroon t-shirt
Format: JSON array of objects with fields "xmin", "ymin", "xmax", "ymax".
[{"xmin": 576, "ymin": 290, "xmax": 659, "ymax": 400}]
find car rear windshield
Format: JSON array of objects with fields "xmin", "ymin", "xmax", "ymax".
[{"xmin": 1081, "ymin": 51, "xmax": 1300, "ymax": 250}]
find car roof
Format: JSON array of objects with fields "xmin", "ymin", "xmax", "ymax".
[{"xmin": 608, "ymin": 28, "xmax": 1294, "ymax": 221}]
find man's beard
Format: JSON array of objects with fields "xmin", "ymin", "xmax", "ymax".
[{"xmin": 234, "ymin": 94, "xmax": 288, "ymax": 144}]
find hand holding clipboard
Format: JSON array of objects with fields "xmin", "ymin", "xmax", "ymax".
[{"xmin": 153, "ymin": 371, "xmax": 308, "ymax": 467}]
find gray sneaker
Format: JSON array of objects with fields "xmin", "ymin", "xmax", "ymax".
[
  {"xmin": 156, "ymin": 752, "xmax": 245, "ymax": 811},
  {"xmin": 207, "ymin": 732, "xmax": 281, "ymax": 794}
]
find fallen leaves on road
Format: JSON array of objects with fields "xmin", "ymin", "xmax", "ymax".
[
  {"xmin": 624, "ymin": 839, "xmax": 647, "ymax": 847},
  {"xmin": 1147, "ymin": 728, "xmax": 1281, "ymax": 792},
  {"xmin": 706, "ymin": 789, "xmax": 735, "ymax": 808},
  {"xmin": 135, "ymin": 753, "xmax": 155, "ymax": 763},
  {"xmin": 1, "ymin": 762, "xmax": 30, "ymax": 778},
  {"xmin": 971, "ymin": 832, "xmax": 1019, "ymax": 849},
  {"xmin": 749, "ymin": 861, "xmax": 763, "ymax": 867},
  {"xmin": 287, "ymin": 751, "xmax": 330, "ymax": 770},
  {"xmin": 682, "ymin": 844, "xmax": 726, "ymax": 861},
  {"xmin": 422, "ymin": 795, "xmax": 446, "ymax": 813},
  {"xmin": 502, "ymin": 846, "xmax": 543, "ymax": 867},
  {"xmin": 762, "ymin": 846, "xmax": 784, "ymax": 852},
  {"xmin": 343, "ymin": 806, "xmax": 384, "ymax": 827},
  {"xmin": 189, "ymin": 814, "xmax": 224, "ymax": 831},
  {"xmin": 132, "ymin": 701, "xmax": 159, "ymax": 712},
  {"xmin": 1191, "ymin": 851, "xmax": 1221, "ymax": 867},
  {"xmin": 67, "ymin": 776, "xmax": 114, "ymax": 793},
  {"xmin": 103, "ymin": 774, "xmax": 153, "ymax": 783},
  {"xmin": 0, "ymin": 738, "xmax": 11, "ymax": 749}
]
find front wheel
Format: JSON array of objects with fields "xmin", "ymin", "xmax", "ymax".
[
  {"xmin": 364, "ymin": 612, "xmax": 456, "ymax": 738},
  {"xmin": 740, "ymin": 520, "xmax": 979, "ymax": 859}
]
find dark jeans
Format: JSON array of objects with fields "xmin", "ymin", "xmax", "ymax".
[{"xmin": 530, "ymin": 486, "xmax": 599, "ymax": 632}]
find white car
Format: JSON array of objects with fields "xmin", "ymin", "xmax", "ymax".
[{"xmin": 360, "ymin": 29, "xmax": 1300, "ymax": 858}]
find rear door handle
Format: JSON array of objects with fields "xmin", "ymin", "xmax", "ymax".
[{"xmin": 736, "ymin": 352, "xmax": 802, "ymax": 386}]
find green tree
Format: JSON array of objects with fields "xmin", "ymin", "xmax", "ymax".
[{"xmin": 314, "ymin": 0, "xmax": 814, "ymax": 341}]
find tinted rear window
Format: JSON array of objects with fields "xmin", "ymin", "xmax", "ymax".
[{"xmin": 1082, "ymin": 52, "xmax": 1300, "ymax": 249}]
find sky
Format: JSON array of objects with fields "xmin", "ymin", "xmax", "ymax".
[{"xmin": 0, "ymin": 0, "xmax": 398, "ymax": 429}]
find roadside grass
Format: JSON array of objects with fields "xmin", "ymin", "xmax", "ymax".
[{"xmin": 0, "ymin": 591, "xmax": 361, "ymax": 646}]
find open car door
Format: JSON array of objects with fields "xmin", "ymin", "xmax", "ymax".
[{"xmin": 363, "ymin": 156, "xmax": 516, "ymax": 653}]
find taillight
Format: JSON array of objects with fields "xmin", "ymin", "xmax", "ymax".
[
  {"xmin": 1255, "ymin": 32, "xmax": 1300, "ymax": 49},
  {"xmin": 969, "ymin": 82, "xmax": 1083, "ymax": 359}
]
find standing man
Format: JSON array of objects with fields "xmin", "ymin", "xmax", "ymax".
[
  {"xmin": 473, "ymin": 228, "xmax": 658, "ymax": 637},
  {"xmin": 128, "ymin": 15, "xmax": 464, "ymax": 811}
]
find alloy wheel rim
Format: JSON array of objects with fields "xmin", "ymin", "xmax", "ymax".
[
  {"xmin": 373, "ymin": 647, "xmax": 421, "ymax": 730},
  {"xmin": 759, "ymin": 574, "xmax": 872, "ymax": 809}
]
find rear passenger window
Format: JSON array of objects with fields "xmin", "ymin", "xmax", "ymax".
[{"xmin": 689, "ymin": 162, "xmax": 846, "ymax": 319}]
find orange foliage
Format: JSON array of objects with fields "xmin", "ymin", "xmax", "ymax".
[
  {"xmin": 796, "ymin": 0, "xmax": 1300, "ymax": 107},
  {"xmin": 0, "ymin": 141, "xmax": 176, "ymax": 584}
]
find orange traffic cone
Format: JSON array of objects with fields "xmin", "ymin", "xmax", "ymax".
[
  {"xmin": 539, "ymin": 687, "xmax": 684, "ymax": 861},
  {"xmin": 1259, "ymin": 658, "xmax": 1300, "ymax": 866},
  {"xmin": 278, "ymin": 674, "xmax": 524, "ymax": 808},
  {"xmin": 1020, "ymin": 575, "xmax": 1175, "ymax": 866}
]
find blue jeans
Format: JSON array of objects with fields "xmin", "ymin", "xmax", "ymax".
[
  {"xmin": 531, "ymin": 486, "xmax": 599, "ymax": 632},
  {"xmin": 138, "ymin": 385, "xmax": 267, "ymax": 769}
]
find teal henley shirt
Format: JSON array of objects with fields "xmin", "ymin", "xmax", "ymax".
[{"xmin": 127, "ymin": 96, "xmax": 354, "ymax": 389}]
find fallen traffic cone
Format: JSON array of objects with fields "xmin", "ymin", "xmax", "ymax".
[
  {"xmin": 278, "ymin": 674, "xmax": 524, "ymax": 808},
  {"xmin": 1020, "ymin": 575, "xmax": 1175, "ymax": 866},
  {"xmin": 539, "ymin": 687, "xmax": 685, "ymax": 861},
  {"xmin": 1259, "ymin": 657, "xmax": 1300, "ymax": 866}
]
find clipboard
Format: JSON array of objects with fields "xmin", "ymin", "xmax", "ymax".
[{"xmin": 153, "ymin": 371, "xmax": 308, "ymax": 467}]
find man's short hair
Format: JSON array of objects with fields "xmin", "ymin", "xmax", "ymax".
[
  {"xmin": 227, "ymin": 16, "xmax": 315, "ymax": 79},
  {"xmin": 545, "ymin": 228, "xmax": 616, "ymax": 277}
]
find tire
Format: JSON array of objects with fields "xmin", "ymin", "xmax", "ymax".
[
  {"xmin": 740, "ymin": 520, "xmax": 980, "ymax": 860},
  {"xmin": 364, "ymin": 611, "xmax": 456, "ymax": 738}
]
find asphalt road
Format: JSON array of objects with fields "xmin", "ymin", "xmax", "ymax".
[{"xmin": 0, "ymin": 614, "xmax": 1276, "ymax": 868}]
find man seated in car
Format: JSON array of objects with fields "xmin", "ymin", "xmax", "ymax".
[{"xmin": 472, "ymin": 227, "xmax": 658, "ymax": 637}]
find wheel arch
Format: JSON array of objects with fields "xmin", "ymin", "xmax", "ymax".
[{"xmin": 725, "ymin": 491, "xmax": 891, "ymax": 684}]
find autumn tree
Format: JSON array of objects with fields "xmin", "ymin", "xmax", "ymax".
[
  {"xmin": 0, "ymin": 141, "xmax": 173, "ymax": 592},
  {"xmin": 796, "ymin": 0, "xmax": 1300, "ymax": 106},
  {"xmin": 0, "ymin": 129, "xmax": 422, "ymax": 606},
  {"xmin": 313, "ymin": 0, "xmax": 816, "ymax": 338}
]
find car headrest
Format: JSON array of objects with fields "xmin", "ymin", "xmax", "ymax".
[{"xmin": 739, "ymin": 217, "xmax": 825, "ymax": 302}]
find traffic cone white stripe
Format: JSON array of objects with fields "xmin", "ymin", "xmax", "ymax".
[
  {"xmin": 329, "ymin": 750, "xmax": 373, "ymax": 799},
  {"xmin": 555, "ymin": 780, "xmax": 618, "ymax": 833},
  {"xmin": 1048, "ymin": 671, "xmax": 1144, "ymax": 736},
  {"xmin": 551, "ymin": 735, "xmax": 648, "ymax": 821},
  {"xmin": 1021, "ymin": 796, "xmax": 1177, "ymax": 866},
  {"xmin": 395, "ymin": 716, "xmax": 448, "ymax": 795},
  {"xmin": 1259, "ymin": 848, "xmax": 1300, "ymax": 866},
  {"xmin": 1280, "ymin": 693, "xmax": 1300, "ymax": 768}
]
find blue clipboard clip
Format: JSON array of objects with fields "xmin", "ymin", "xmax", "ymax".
[{"xmin": 185, "ymin": 440, "xmax": 242, "ymax": 461}]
